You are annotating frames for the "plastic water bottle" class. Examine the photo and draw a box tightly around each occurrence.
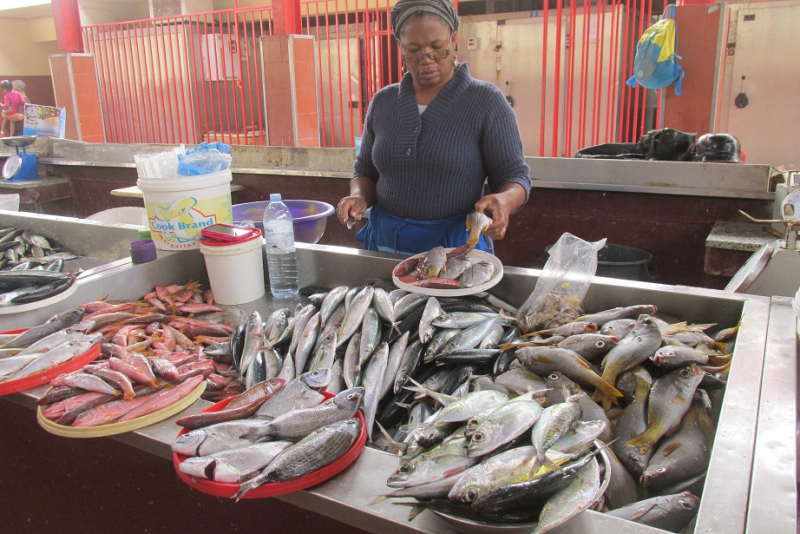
[263,193,299,298]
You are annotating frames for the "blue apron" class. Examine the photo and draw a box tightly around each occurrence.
[356,203,494,256]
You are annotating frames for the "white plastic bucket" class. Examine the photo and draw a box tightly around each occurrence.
[138,170,233,251]
[199,236,266,305]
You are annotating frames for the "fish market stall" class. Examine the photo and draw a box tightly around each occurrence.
[0,242,772,534]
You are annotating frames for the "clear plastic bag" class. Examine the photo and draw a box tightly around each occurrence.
[517,233,607,333]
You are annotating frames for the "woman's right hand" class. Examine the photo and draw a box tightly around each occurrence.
[337,195,368,227]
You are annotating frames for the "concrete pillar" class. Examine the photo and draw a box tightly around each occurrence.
[51,0,83,54]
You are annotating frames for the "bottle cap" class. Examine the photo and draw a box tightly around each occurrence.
[139,227,151,239]
[270,193,281,202]
[130,240,157,264]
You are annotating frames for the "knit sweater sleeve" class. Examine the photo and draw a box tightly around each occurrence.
[353,92,381,182]
[478,85,532,204]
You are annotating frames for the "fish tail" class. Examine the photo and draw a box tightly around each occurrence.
[625,427,660,455]
[233,480,255,501]
[374,420,406,455]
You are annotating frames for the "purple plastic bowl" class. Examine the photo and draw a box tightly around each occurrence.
[232,200,335,244]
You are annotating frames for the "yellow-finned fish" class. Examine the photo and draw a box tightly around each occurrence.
[466,211,493,246]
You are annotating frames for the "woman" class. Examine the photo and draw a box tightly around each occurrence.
[336,0,531,255]
[0,80,25,137]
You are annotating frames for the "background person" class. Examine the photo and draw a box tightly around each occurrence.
[0,80,25,137]
[336,0,531,255]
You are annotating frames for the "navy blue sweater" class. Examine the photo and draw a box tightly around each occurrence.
[353,63,531,221]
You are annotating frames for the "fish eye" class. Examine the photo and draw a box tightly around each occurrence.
[680,368,691,378]
[548,373,559,380]
[656,467,666,473]
[595,341,605,349]
[473,432,484,442]
[679,500,694,510]
[347,393,356,400]
[465,489,478,502]
[398,464,411,473]
[643,317,652,325]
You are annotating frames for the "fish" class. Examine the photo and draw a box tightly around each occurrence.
[235,418,361,499]
[600,318,637,339]
[494,368,548,395]
[343,331,362,389]
[309,332,337,373]
[336,286,374,348]
[576,305,657,326]
[418,297,443,345]
[449,446,537,504]
[258,387,363,441]
[557,334,618,362]
[417,246,448,279]
[237,311,264,378]
[466,211,493,246]
[254,369,329,419]
[172,418,275,457]
[370,472,464,504]
[1,307,85,349]
[380,332,409,399]
[613,366,653,477]
[51,372,120,396]
[0,353,40,381]
[118,375,205,422]
[544,372,614,443]
[387,435,478,488]
[177,382,284,430]
[320,286,349,325]
[640,396,714,491]
[531,399,583,473]
[651,345,709,368]
[293,312,320,374]
[602,448,641,509]
[605,492,700,532]
[362,342,388,440]
[516,346,623,401]
[626,365,705,455]
[394,339,424,394]
[71,395,154,427]
[358,308,382,369]
[531,457,601,534]
[460,261,495,288]
[178,441,293,483]
[371,287,399,335]
[468,391,543,457]
[442,257,471,280]
[9,334,102,380]
[441,318,502,354]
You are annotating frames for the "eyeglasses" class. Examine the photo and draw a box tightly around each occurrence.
[402,49,451,64]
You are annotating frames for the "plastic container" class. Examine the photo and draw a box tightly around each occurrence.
[199,226,265,305]
[0,193,20,211]
[597,244,658,281]
[86,207,148,226]
[232,200,335,244]
[263,194,299,299]
[137,169,233,251]
[130,240,157,264]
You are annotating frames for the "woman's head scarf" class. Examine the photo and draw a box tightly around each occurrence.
[390,0,459,40]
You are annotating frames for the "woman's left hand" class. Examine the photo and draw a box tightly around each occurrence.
[474,184,528,241]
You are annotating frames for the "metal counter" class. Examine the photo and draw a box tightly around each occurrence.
[745,297,798,534]
[1,243,772,534]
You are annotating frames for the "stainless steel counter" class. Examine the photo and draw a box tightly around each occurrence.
[0,241,774,534]
[745,297,798,534]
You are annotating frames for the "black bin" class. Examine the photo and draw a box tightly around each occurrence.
[597,244,658,281]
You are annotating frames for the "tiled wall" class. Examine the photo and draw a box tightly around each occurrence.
[49,54,105,143]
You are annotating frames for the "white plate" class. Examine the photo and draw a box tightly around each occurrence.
[392,248,504,297]
[0,279,77,315]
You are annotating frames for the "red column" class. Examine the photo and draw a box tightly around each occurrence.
[52,0,84,53]
[273,0,302,35]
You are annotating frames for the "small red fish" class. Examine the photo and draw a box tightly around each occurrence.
[410,278,463,289]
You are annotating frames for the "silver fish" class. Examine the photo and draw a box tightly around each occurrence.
[10,334,102,380]
[558,334,619,362]
[468,391,542,457]
[460,261,495,288]
[260,387,364,441]
[254,369,329,419]
[442,257,471,280]
[336,285,374,348]
[613,366,653,476]
[172,419,274,457]
[651,345,709,368]
[288,304,318,357]
[343,331,361,389]
[380,332,409,399]
[362,341,389,440]
[466,211,493,246]
[531,399,583,472]
[293,312,320,374]
[309,332,337,372]
[600,314,663,396]
[236,418,361,499]
[178,441,293,483]
[320,286,349,325]
[387,435,477,488]
[606,492,700,532]
[371,287,398,333]
[531,457,601,534]
[358,308,381,368]
[449,446,537,504]
[418,297,443,344]
[441,317,501,354]
[417,246,447,279]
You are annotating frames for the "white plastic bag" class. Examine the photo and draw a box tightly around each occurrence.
[0,194,20,211]
[517,233,607,333]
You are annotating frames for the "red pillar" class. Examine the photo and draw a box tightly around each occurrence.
[273,0,302,35]
[52,0,84,53]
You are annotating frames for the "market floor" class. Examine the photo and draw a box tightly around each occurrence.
[0,401,370,534]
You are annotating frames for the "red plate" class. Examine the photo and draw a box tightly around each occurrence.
[0,329,102,396]
[172,392,367,499]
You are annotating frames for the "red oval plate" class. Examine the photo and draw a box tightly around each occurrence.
[172,392,367,499]
[0,329,102,397]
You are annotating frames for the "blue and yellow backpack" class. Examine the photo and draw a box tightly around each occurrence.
[626,5,685,94]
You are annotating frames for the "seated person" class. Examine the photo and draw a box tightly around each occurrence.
[0,80,25,137]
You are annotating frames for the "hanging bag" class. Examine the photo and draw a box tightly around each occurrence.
[626,4,685,94]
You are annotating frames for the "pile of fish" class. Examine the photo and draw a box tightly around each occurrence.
[0,270,76,307]
[0,308,102,383]
[239,282,734,532]
[391,211,496,290]
[172,368,363,500]
[27,282,239,427]
[0,227,77,272]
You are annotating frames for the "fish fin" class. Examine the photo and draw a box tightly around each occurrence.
[390,501,424,521]
[368,495,390,506]
[233,479,257,501]
[625,427,659,455]
[374,420,406,455]
[661,442,682,456]
[630,502,659,521]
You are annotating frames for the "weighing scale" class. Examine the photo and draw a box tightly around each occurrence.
[727,170,800,297]
[2,136,40,182]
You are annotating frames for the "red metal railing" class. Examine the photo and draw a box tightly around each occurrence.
[83,1,663,154]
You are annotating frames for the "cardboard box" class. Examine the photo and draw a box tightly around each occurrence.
[23,104,66,138]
